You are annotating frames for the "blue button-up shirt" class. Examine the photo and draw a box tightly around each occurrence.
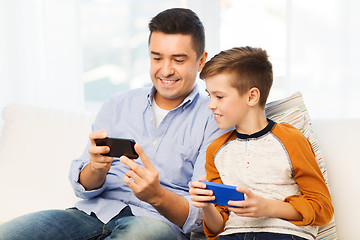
[69,85,229,239]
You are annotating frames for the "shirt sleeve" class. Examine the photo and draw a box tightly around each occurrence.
[274,124,334,226]
[180,195,204,234]
[181,115,230,234]
[69,157,107,199]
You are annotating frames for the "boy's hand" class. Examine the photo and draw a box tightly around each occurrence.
[189,177,216,208]
[227,187,271,218]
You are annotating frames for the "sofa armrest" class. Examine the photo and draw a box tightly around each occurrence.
[312,119,360,240]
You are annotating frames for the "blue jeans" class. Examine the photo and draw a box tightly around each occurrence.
[0,207,177,240]
[218,232,306,240]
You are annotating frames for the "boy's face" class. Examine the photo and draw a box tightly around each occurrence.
[206,73,249,130]
[149,32,207,109]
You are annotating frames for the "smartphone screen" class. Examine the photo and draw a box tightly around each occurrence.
[95,137,138,159]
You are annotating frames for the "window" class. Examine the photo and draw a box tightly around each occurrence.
[80,0,186,111]
[220,0,287,102]
[80,0,360,118]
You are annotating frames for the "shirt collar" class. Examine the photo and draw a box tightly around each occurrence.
[147,86,156,106]
[146,84,199,110]
[235,119,276,139]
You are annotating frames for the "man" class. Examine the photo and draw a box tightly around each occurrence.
[0,8,228,240]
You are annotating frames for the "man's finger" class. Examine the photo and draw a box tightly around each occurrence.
[89,145,110,155]
[120,155,139,169]
[89,129,108,144]
[125,169,142,183]
[134,144,155,170]
[123,175,136,189]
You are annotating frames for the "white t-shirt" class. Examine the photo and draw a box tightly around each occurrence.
[152,99,169,127]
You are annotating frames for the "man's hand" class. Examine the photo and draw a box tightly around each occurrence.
[79,129,112,190]
[120,144,165,206]
[120,144,190,227]
[88,130,112,174]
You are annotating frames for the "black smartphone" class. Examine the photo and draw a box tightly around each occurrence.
[94,137,138,159]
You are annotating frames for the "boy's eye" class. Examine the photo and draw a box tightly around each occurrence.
[207,93,223,99]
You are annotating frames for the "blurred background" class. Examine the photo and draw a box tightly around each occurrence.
[1,0,360,134]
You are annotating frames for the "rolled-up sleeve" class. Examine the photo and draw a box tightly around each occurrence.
[180,195,204,234]
[68,151,107,199]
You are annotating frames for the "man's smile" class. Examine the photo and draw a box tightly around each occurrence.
[159,77,180,85]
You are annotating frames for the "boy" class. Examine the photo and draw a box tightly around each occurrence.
[189,47,334,240]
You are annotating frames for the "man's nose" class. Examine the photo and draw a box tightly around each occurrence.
[161,60,175,77]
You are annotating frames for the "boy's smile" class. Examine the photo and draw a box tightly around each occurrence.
[213,113,223,122]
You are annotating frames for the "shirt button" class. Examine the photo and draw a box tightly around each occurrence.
[150,117,153,121]
[152,140,157,146]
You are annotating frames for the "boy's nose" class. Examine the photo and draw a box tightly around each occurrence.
[208,99,216,110]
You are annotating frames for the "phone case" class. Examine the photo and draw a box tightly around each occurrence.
[95,137,138,159]
[200,181,244,206]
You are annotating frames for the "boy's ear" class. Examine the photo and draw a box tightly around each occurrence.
[248,87,260,106]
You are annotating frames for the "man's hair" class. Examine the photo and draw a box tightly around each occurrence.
[148,8,205,59]
[200,46,273,107]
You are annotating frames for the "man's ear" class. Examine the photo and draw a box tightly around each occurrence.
[248,87,260,106]
[198,51,208,72]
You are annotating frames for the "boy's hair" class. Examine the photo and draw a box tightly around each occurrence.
[148,8,205,59]
[200,46,273,107]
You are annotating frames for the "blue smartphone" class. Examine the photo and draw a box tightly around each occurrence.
[200,181,244,207]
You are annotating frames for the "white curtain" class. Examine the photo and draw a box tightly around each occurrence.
[0,0,84,131]
[286,0,360,118]
[217,0,360,119]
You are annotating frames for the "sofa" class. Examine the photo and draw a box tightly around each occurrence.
[0,95,359,239]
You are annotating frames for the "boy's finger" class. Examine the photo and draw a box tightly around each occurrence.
[236,187,250,195]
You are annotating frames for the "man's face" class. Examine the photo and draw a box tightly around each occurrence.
[149,32,207,109]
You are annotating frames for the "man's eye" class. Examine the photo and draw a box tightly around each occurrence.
[216,96,223,99]
[174,59,184,63]
[153,57,161,61]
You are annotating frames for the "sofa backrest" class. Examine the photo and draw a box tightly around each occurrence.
[0,103,95,223]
